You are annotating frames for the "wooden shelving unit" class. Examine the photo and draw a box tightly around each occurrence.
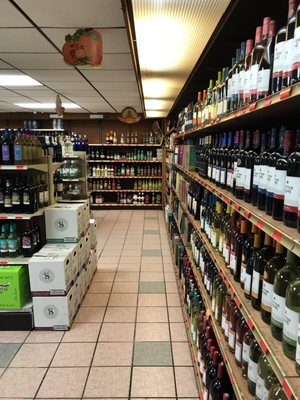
[90,203,162,207]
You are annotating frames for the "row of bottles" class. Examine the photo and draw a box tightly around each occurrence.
[193,127,300,231]
[0,176,49,214]
[0,221,42,258]
[178,1,300,132]
[89,192,161,205]
[104,131,159,144]
[88,178,162,191]
[89,164,162,178]
[59,159,83,179]
[184,179,300,371]
[89,148,159,161]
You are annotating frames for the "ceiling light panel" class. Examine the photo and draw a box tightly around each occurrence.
[132,0,231,117]
[14,102,81,109]
[0,74,42,86]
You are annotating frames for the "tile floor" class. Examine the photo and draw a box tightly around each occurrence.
[0,209,199,399]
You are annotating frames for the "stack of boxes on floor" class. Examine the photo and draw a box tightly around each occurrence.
[29,200,97,330]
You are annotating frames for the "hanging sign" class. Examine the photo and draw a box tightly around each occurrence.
[118,107,141,124]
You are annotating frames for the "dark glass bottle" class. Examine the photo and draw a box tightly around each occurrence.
[249,25,264,103]
[4,179,13,214]
[241,224,257,289]
[1,130,14,165]
[22,177,35,214]
[282,0,298,88]
[236,130,252,200]
[232,130,243,196]
[12,178,22,214]
[244,232,262,300]
[235,316,248,367]
[226,131,238,191]
[244,130,260,203]
[21,221,34,257]
[0,177,4,213]
[208,362,225,400]
[234,219,248,283]
[204,350,220,400]
[292,3,300,84]
[221,132,232,189]
[247,338,263,395]
[242,329,255,379]
[242,39,254,106]
[257,130,271,211]
[231,46,242,111]
[252,131,268,206]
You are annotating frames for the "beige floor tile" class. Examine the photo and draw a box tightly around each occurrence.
[140,271,164,281]
[51,342,96,367]
[99,323,135,342]
[112,281,139,293]
[119,256,141,264]
[98,256,120,264]
[10,343,58,367]
[164,272,176,282]
[75,307,105,323]
[131,367,175,397]
[175,367,199,397]
[62,323,101,342]
[82,293,110,307]
[166,282,179,293]
[101,249,122,257]
[141,256,163,264]
[121,249,141,256]
[117,263,140,272]
[137,306,168,322]
[141,263,164,272]
[115,271,140,281]
[124,238,143,244]
[124,243,142,249]
[104,307,136,323]
[0,331,29,343]
[167,293,181,307]
[0,367,5,377]
[84,367,131,398]
[93,342,133,366]
[163,256,173,263]
[172,342,193,366]
[164,263,175,272]
[138,294,167,307]
[93,271,115,281]
[135,323,170,341]
[108,293,137,307]
[169,307,184,322]
[96,264,118,272]
[1,367,46,397]
[37,367,89,398]
[25,330,64,343]
[170,323,188,342]
[88,281,113,293]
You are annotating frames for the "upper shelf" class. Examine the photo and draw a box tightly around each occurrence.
[175,83,300,139]
[31,128,64,132]
[89,143,161,147]
[0,163,48,172]
[88,160,162,163]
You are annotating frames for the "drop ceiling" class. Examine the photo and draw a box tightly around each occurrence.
[0,0,232,117]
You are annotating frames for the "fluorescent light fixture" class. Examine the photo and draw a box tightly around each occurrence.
[14,102,81,109]
[0,75,42,87]
[144,99,172,111]
[146,110,167,118]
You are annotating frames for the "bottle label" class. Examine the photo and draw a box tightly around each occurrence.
[242,342,250,363]
[241,263,246,284]
[261,280,273,313]
[39,192,44,205]
[247,359,258,383]
[233,161,237,180]
[258,165,268,191]
[273,169,287,199]
[257,69,270,96]
[225,245,230,264]
[229,328,235,349]
[14,144,23,161]
[283,306,299,344]
[230,251,236,273]
[219,234,224,253]
[211,231,217,248]
[214,302,218,320]
[235,341,242,363]
[256,375,265,400]
[296,322,300,366]
[220,168,226,184]
[266,166,276,195]
[221,314,227,331]
[4,197,12,208]
[212,297,216,312]
[23,193,30,205]
[253,165,260,187]
[244,70,250,98]
[22,236,32,249]
[0,239,8,253]
[226,169,233,188]
[44,190,49,203]
[2,144,11,162]
[12,193,20,205]
[249,64,259,95]
[251,270,261,299]
[244,168,252,191]
[273,41,285,77]
[208,165,212,179]
[8,239,17,253]
[271,292,286,327]
[236,166,245,189]
[244,272,252,295]
[238,70,245,95]
[262,388,269,400]
[284,176,300,213]
[283,38,295,77]
[225,318,229,337]
[232,73,238,96]
[292,27,300,71]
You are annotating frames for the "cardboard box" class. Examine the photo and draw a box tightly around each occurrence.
[0,266,31,309]
[89,218,97,249]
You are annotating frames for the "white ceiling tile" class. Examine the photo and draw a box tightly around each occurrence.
[81,69,136,82]
[0,60,14,69]
[101,90,142,98]
[0,28,56,52]
[67,96,105,102]
[0,53,72,70]
[0,1,32,27]
[85,105,116,113]
[14,89,57,97]
[23,70,84,82]
[58,90,100,97]
[46,81,92,90]
[92,82,138,91]
[15,0,125,27]
[98,54,133,70]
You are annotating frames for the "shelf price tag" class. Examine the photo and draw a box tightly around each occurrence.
[272,231,282,242]
[257,220,264,229]
[249,102,257,112]
[264,97,273,107]
[247,318,254,330]
[282,379,293,399]
[235,297,241,307]
[240,106,247,115]
[234,203,240,211]
[243,210,251,218]
[280,87,292,101]
[229,374,234,384]
[259,338,268,354]
[230,287,235,297]
[0,216,7,219]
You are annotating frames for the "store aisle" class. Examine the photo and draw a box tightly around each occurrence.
[0,210,199,399]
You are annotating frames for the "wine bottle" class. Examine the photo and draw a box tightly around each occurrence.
[244,130,260,203]
[231,46,242,111]
[242,39,254,106]
[242,329,254,379]
[283,276,300,359]
[282,0,298,88]
[271,251,300,340]
[263,374,279,400]
[235,316,248,367]
[232,130,243,196]
[296,322,300,375]
[0,224,8,258]
[244,232,262,299]
[4,179,12,214]
[236,130,252,200]
[292,3,300,83]
[252,130,268,206]
[241,224,257,289]
[257,130,271,211]
[208,362,225,400]
[228,305,241,353]
[268,383,288,400]
[204,350,221,400]
[249,26,264,103]
[256,354,272,400]
[247,338,263,395]
[234,218,248,283]
[261,243,287,324]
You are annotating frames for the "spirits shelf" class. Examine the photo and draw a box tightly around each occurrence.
[88,176,162,179]
[90,203,162,207]
[173,163,300,256]
[31,129,64,132]
[0,208,45,220]
[171,212,250,400]
[89,143,161,147]
[62,178,85,182]
[175,83,300,139]
[88,160,162,163]
[172,187,300,400]
[0,256,30,265]
[88,189,161,193]
[166,127,177,136]
[0,163,48,172]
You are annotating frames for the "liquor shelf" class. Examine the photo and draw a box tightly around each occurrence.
[0,163,49,172]
[62,178,86,182]
[0,256,30,265]
[88,176,162,179]
[172,186,299,400]
[175,82,300,139]
[88,189,161,193]
[89,143,161,147]
[87,160,162,163]
[90,203,162,207]
[0,208,46,220]
[173,163,300,256]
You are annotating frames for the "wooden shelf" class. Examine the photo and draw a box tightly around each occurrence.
[89,143,161,147]
[175,83,300,139]
[88,159,162,163]
[0,256,30,265]
[31,129,64,132]
[0,163,48,172]
[173,163,300,256]
[88,176,162,179]
[89,189,161,193]
[90,203,162,207]
[172,187,300,400]
[0,208,45,220]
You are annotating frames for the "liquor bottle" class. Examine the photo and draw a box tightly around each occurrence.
[244,232,262,299]
[283,276,300,359]
[243,130,259,203]
[271,251,300,340]
[208,362,225,400]
[228,305,241,353]
[272,129,295,220]
[251,233,274,310]
[221,68,229,116]
[0,178,4,213]
[256,354,272,400]
[263,374,279,400]
[249,26,263,103]
[242,39,254,106]
[261,243,286,324]
[252,131,268,206]
[214,281,227,326]
[211,201,222,250]
[268,383,288,400]
[233,219,248,282]
[22,177,35,214]
[257,130,271,211]
[4,179,12,214]
[1,131,14,165]
[231,47,242,111]
[226,57,235,113]
[7,223,19,257]
[247,338,263,395]
[282,0,298,88]
[12,178,22,214]
[219,132,230,189]
[0,224,8,257]
[283,129,300,228]
[242,329,255,379]
[21,221,34,257]
[241,224,257,289]
[292,3,300,83]
[204,350,220,400]
[193,92,202,127]
[14,131,24,165]
[232,130,243,196]
[225,299,236,342]
[235,316,248,367]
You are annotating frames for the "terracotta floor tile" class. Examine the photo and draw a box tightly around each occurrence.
[140,271,164,281]
[93,342,133,366]
[82,293,110,307]
[51,342,96,367]
[118,256,141,265]
[10,343,58,367]
[138,293,167,307]
[121,248,141,256]
[175,367,199,397]
[117,263,140,271]
[135,323,170,341]
[25,330,64,343]
[88,281,113,293]
[115,271,140,281]
[172,342,193,366]
[62,322,101,342]
[104,307,136,322]
[0,330,29,343]
[99,323,135,342]
[164,272,177,282]
[37,367,89,398]
[84,366,131,398]
[75,307,105,323]
[96,264,118,272]
[1,367,46,398]
[131,367,175,397]
[137,306,168,322]
[108,293,137,307]
[98,256,120,264]
[166,282,179,293]
[112,281,139,293]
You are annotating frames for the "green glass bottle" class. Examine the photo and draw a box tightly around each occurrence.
[0,224,8,258]
[255,354,272,400]
[267,384,288,400]
[7,223,19,258]
[262,373,279,400]
[283,276,300,359]
[214,281,227,326]
[296,323,300,375]
[271,252,300,341]
[242,327,254,379]
[247,338,262,395]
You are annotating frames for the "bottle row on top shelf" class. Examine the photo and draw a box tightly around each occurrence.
[177,1,300,133]
[88,164,162,178]
[88,178,162,192]
[89,147,162,162]
[90,192,161,206]
[104,130,160,145]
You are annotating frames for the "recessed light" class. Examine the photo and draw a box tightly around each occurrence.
[0,75,42,87]
[14,103,81,109]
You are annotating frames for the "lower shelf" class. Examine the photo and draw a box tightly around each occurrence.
[90,203,162,207]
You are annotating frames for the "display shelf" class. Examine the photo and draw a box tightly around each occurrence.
[175,83,300,139]
[88,189,162,193]
[89,143,161,147]
[0,208,45,220]
[62,178,85,182]
[173,163,300,255]
[0,163,48,172]
[88,176,162,179]
[172,186,300,400]
[166,127,177,136]
[31,129,64,132]
[90,203,162,207]
[0,256,30,265]
[88,159,162,163]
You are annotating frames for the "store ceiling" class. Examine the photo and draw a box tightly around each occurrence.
[0,0,231,117]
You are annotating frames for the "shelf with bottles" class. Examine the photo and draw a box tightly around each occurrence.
[89,143,161,147]
[173,163,300,256]
[88,177,162,192]
[88,159,162,163]
[0,163,49,172]
[0,208,46,220]
[171,185,300,399]
[88,175,162,179]
[90,191,162,207]
[89,189,162,193]
[31,129,64,132]
[88,163,162,179]
[90,203,162,207]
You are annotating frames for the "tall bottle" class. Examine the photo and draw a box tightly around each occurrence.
[292,3,300,83]
[231,46,242,111]
[236,130,252,200]
[247,338,263,395]
[244,232,262,300]
[242,329,255,379]
[257,130,271,211]
[1,131,14,165]
[268,383,288,400]
[252,131,268,206]
[249,26,263,103]
[241,224,257,289]
[282,0,298,88]
[283,275,300,359]
[255,354,272,400]
[242,39,254,106]
[244,129,260,203]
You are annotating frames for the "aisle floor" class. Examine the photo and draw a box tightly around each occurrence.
[0,210,199,399]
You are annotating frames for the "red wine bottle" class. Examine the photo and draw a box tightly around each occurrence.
[292,3,300,83]
[282,0,298,88]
